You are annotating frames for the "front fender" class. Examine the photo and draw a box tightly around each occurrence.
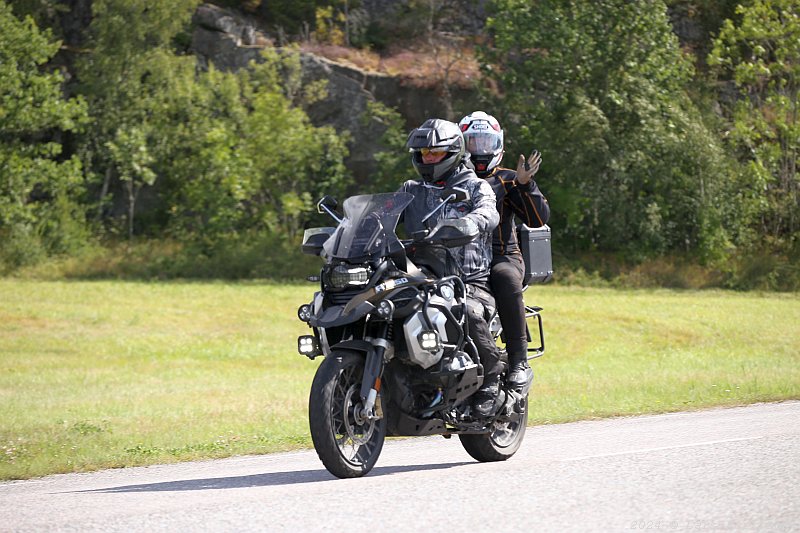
[331,339,374,355]
[309,301,375,328]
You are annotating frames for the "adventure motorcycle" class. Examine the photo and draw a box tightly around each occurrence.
[296,189,548,478]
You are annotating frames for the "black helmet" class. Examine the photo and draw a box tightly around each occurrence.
[406,119,465,182]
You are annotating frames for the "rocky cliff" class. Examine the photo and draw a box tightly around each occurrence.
[190,3,481,184]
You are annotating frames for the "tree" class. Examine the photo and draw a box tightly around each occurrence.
[0,2,88,268]
[241,50,350,239]
[73,1,351,246]
[162,48,351,245]
[360,100,411,194]
[424,1,467,120]
[709,0,800,245]
[75,0,201,236]
[482,0,731,258]
[106,126,157,240]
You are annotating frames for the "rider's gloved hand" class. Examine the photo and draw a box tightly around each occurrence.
[516,150,542,185]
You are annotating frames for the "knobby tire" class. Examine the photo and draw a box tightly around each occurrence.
[308,350,387,478]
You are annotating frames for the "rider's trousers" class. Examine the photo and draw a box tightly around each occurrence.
[489,252,528,363]
[466,281,502,378]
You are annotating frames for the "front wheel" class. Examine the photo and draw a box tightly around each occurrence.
[459,398,528,462]
[309,350,387,478]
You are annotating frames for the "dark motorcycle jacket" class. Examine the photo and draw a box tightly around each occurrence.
[399,162,499,282]
[485,167,550,257]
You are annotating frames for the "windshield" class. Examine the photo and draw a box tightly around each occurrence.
[322,192,414,261]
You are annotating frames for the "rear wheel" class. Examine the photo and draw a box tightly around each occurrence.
[309,350,386,478]
[459,397,528,462]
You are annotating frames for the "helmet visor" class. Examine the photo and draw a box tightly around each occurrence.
[465,132,502,156]
[419,147,448,157]
[419,147,447,163]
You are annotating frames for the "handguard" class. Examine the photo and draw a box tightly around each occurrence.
[428,218,479,248]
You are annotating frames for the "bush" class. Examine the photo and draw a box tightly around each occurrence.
[14,232,323,281]
[721,251,800,292]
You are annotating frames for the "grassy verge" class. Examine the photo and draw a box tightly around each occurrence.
[1,280,798,480]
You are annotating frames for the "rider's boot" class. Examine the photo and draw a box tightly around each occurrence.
[507,352,533,391]
[472,373,500,417]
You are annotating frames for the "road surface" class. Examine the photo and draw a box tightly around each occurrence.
[2,401,798,532]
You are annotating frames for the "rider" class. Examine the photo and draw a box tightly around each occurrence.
[399,118,502,417]
[458,111,550,390]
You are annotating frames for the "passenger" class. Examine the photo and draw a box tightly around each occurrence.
[459,111,550,390]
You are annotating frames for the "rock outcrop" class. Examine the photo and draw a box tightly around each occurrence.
[190,3,481,184]
[192,4,266,71]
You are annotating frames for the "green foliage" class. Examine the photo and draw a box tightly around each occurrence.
[0,2,89,270]
[69,1,350,248]
[74,0,202,236]
[360,100,411,193]
[709,0,800,246]
[1,0,797,287]
[311,1,370,47]
[256,0,318,36]
[483,0,733,259]
[4,0,69,38]
[161,48,350,246]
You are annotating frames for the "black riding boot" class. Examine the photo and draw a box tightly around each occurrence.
[472,373,500,417]
[507,353,533,391]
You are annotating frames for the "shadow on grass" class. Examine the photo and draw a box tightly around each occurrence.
[68,461,473,493]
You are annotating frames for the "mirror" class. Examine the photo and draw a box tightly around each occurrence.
[420,187,472,226]
[410,229,430,241]
[316,195,338,214]
[440,187,470,203]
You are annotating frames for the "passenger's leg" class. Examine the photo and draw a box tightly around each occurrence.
[490,254,532,389]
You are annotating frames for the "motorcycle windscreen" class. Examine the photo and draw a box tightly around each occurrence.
[322,192,414,260]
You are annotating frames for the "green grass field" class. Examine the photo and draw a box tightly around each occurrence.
[1,279,798,480]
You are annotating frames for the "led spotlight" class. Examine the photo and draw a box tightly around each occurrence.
[375,299,395,319]
[297,304,312,322]
[418,330,441,352]
[297,335,320,358]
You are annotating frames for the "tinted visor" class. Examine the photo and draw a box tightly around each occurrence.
[420,147,448,157]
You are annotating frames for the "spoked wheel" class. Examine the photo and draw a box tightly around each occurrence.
[309,350,386,478]
[459,395,528,462]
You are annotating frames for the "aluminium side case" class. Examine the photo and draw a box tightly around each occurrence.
[519,224,553,285]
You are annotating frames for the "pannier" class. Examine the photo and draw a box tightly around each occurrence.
[518,224,553,285]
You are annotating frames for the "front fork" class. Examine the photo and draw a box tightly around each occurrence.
[359,321,390,421]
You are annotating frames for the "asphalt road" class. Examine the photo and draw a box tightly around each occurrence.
[2,401,798,532]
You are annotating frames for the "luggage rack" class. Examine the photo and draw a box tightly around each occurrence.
[525,304,545,359]
[496,303,545,360]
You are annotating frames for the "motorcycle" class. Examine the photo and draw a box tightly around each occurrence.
[296,189,548,478]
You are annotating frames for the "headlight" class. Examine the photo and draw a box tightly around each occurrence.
[325,264,371,289]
